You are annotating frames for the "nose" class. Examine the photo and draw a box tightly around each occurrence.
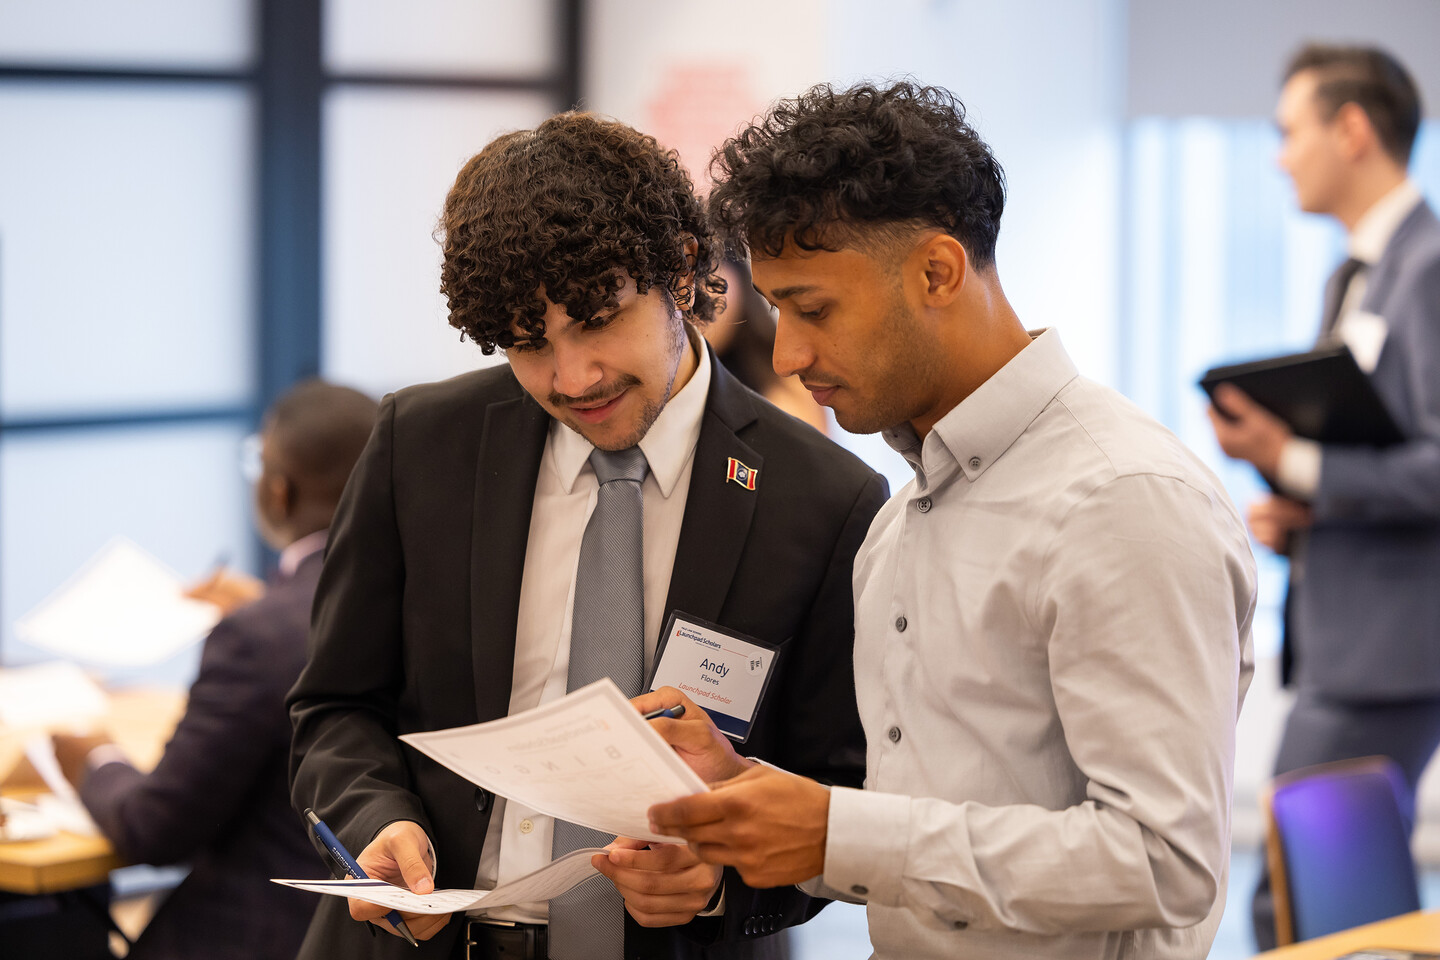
[551,340,602,399]
[771,313,814,379]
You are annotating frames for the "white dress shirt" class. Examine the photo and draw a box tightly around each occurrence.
[822,330,1256,958]
[1278,179,1424,497]
[473,335,711,923]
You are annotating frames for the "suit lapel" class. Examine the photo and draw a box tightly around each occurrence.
[662,353,763,626]
[471,389,550,722]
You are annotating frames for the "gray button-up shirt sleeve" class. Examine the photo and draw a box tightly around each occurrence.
[824,330,1256,960]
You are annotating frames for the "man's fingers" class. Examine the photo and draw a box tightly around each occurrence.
[648,793,729,832]
[396,844,435,894]
[605,841,694,872]
[349,897,389,923]
[1212,383,1257,417]
[372,912,451,941]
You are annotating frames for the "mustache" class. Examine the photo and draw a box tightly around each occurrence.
[798,371,846,390]
[549,374,642,408]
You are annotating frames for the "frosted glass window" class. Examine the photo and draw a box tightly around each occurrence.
[0,0,254,70]
[324,0,556,77]
[0,422,256,687]
[0,83,255,418]
[321,87,552,397]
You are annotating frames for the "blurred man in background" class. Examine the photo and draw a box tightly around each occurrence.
[1208,44,1440,950]
[48,379,377,960]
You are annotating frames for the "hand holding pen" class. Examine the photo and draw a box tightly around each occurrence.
[306,810,439,946]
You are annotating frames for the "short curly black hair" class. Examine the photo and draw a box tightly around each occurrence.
[440,112,725,354]
[709,81,1006,268]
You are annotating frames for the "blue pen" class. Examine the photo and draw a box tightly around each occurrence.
[304,808,420,948]
[642,704,686,720]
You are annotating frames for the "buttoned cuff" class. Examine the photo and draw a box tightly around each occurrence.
[822,786,910,907]
[1277,438,1322,501]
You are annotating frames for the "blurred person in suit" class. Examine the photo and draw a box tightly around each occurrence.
[47,379,378,960]
[703,257,827,434]
[1207,44,1440,950]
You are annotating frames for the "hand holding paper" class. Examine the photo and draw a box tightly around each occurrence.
[631,687,753,784]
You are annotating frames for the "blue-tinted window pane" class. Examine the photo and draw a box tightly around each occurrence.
[0,422,256,688]
[321,87,552,397]
[0,0,254,70]
[0,83,255,419]
[1121,118,1440,660]
[324,0,556,77]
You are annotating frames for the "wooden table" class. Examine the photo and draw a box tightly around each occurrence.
[1255,910,1440,958]
[0,688,186,895]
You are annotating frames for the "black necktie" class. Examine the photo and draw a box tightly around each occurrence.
[1318,256,1366,343]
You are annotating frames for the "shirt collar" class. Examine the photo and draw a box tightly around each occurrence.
[549,327,711,498]
[882,328,1078,489]
[1348,179,1423,265]
[279,529,328,576]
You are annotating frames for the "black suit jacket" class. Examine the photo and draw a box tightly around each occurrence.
[80,552,323,960]
[289,354,887,960]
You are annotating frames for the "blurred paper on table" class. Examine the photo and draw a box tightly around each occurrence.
[19,736,99,836]
[273,846,606,915]
[14,538,221,666]
[401,678,706,844]
[0,661,109,730]
[0,796,58,842]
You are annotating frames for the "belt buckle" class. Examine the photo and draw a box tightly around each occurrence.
[465,918,510,960]
[467,917,541,960]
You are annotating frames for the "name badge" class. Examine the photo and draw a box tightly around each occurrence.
[647,612,780,743]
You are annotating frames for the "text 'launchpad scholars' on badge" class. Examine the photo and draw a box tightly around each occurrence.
[647,612,780,742]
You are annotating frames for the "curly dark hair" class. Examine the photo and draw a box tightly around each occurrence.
[440,112,725,354]
[709,81,1006,268]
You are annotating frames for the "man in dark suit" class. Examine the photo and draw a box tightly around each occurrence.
[288,113,886,960]
[1207,44,1440,950]
[50,380,379,960]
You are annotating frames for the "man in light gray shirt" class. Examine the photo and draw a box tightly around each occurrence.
[642,81,1257,959]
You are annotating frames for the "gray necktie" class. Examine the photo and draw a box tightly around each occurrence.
[550,446,649,960]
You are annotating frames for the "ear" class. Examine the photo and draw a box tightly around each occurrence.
[675,235,701,314]
[914,233,967,307]
[1333,101,1377,160]
[261,473,296,524]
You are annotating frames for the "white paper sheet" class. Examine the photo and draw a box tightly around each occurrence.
[17,736,100,836]
[400,678,707,844]
[0,661,109,730]
[272,846,608,915]
[14,538,221,666]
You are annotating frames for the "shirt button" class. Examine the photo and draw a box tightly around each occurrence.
[518,818,535,835]
[969,456,982,470]
[851,884,869,896]
[887,726,902,744]
[916,497,932,513]
[894,615,908,632]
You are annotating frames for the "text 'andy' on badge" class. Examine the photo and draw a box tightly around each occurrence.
[646,612,781,742]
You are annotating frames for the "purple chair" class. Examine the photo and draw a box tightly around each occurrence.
[1263,756,1422,945]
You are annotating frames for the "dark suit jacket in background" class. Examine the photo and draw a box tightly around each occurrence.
[1291,201,1440,698]
[289,353,887,960]
[80,552,323,960]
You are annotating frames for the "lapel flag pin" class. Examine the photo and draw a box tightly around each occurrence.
[726,457,758,491]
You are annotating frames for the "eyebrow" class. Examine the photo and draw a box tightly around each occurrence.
[764,284,819,301]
